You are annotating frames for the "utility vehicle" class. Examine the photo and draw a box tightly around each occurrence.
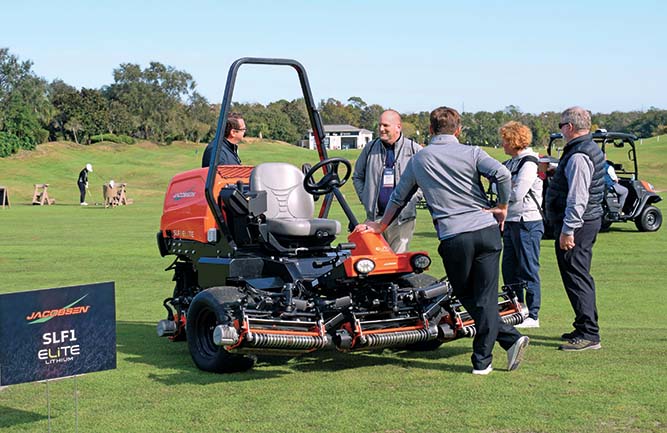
[156,58,525,373]
[547,130,662,233]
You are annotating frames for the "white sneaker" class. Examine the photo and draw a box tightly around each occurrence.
[515,318,540,328]
[80,202,88,206]
[472,365,493,375]
[507,336,530,371]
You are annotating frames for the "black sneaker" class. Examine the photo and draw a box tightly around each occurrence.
[560,331,579,340]
[558,337,601,351]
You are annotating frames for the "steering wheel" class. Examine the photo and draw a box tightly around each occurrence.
[303,157,352,196]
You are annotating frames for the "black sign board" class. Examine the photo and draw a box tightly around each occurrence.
[0,282,116,386]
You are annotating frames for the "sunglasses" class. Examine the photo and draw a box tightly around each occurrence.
[558,122,570,129]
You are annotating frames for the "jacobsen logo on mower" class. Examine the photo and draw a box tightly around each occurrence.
[172,189,196,201]
[25,294,90,324]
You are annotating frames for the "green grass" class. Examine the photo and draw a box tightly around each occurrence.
[1,138,666,433]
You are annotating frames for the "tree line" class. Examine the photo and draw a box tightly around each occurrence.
[2,48,666,158]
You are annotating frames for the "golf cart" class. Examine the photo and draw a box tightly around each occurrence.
[156,58,526,373]
[547,130,662,232]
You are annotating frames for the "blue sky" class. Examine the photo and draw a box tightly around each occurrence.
[3,0,666,114]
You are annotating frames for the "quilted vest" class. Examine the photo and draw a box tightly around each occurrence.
[545,134,606,225]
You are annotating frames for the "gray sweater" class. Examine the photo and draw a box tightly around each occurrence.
[381,135,511,239]
[352,134,422,223]
[504,148,543,222]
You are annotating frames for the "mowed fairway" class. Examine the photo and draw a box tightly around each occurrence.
[1,137,666,433]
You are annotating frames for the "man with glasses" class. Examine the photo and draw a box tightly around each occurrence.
[545,107,606,351]
[201,113,247,167]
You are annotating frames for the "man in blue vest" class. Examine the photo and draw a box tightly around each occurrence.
[545,107,606,351]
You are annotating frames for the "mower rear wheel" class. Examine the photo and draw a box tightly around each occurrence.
[398,274,446,351]
[635,205,662,232]
[186,287,255,373]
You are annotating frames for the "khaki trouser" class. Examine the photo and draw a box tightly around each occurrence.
[376,218,416,253]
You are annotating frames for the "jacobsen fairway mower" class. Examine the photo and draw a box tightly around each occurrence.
[156,58,526,373]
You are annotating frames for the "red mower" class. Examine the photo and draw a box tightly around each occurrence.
[156,58,526,373]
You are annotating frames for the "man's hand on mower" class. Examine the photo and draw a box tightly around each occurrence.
[354,221,384,234]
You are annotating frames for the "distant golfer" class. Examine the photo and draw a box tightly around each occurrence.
[77,163,93,206]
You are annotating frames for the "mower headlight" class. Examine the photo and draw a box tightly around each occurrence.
[410,254,431,273]
[354,258,376,274]
[207,228,218,243]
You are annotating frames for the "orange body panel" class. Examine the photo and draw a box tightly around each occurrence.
[343,230,429,277]
[640,180,655,192]
[160,165,254,243]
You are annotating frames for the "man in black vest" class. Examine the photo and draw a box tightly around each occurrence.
[545,107,606,351]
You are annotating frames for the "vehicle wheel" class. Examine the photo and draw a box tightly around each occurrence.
[635,205,662,232]
[397,274,446,351]
[600,219,613,232]
[186,287,255,373]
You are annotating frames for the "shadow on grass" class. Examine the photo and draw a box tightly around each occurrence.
[413,231,439,238]
[0,406,46,429]
[117,321,474,382]
[117,321,288,384]
[287,345,472,374]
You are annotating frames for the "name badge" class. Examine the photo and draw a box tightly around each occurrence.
[383,167,394,187]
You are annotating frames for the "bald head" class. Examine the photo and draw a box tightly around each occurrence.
[378,110,402,145]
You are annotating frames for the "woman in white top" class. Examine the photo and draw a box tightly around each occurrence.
[499,121,544,328]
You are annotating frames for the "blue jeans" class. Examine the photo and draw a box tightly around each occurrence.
[502,220,544,320]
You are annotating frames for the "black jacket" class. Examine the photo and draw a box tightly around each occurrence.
[201,137,241,167]
[77,168,88,185]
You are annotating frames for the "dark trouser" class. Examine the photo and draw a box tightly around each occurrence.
[502,220,544,319]
[78,182,86,203]
[555,218,601,342]
[439,224,523,370]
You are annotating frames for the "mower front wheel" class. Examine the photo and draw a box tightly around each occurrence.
[186,287,255,373]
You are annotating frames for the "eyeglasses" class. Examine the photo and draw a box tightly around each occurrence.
[234,128,247,132]
[558,122,570,129]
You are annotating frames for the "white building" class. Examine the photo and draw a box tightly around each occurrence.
[302,124,373,150]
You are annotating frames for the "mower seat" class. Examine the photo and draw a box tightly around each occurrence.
[249,162,341,238]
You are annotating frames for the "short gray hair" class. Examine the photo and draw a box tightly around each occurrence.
[561,106,591,132]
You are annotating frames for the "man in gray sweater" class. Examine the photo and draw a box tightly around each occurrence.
[356,106,529,375]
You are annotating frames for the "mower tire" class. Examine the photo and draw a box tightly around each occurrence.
[186,287,255,373]
[635,205,662,232]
